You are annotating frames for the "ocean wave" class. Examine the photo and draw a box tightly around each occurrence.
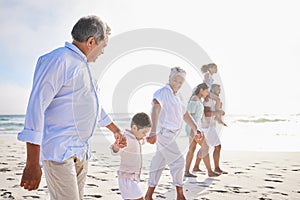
[236,118,288,123]
[0,122,24,126]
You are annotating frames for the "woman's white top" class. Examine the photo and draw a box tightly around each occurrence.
[153,84,186,132]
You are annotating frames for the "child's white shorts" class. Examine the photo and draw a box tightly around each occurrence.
[118,177,143,199]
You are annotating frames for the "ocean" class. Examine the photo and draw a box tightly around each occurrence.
[1,114,300,152]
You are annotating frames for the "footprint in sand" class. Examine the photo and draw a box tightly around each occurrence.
[266,173,282,178]
[200,198,210,200]
[87,174,98,179]
[291,169,300,172]
[23,195,40,199]
[270,191,288,196]
[259,197,272,200]
[208,189,228,193]
[234,171,246,174]
[84,194,102,198]
[91,164,101,167]
[156,194,166,199]
[264,179,283,183]
[0,167,11,172]
[87,175,108,181]
[264,186,275,189]
[1,191,15,199]
[86,183,99,188]
[225,185,250,194]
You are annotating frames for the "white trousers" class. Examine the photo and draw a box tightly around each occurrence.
[148,129,185,187]
[42,155,88,200]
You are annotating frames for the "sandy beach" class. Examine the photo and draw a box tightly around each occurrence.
[0,133,299,200]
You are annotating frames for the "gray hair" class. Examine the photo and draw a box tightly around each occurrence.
[169,66,186,80]
[71,15,111,44]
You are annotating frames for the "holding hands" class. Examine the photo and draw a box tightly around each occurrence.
[194,130,205,145]
[147,133,157,144]
[114,131,127,148]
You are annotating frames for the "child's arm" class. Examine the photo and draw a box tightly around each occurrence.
[110,138,126,155]
[112,143,120,153]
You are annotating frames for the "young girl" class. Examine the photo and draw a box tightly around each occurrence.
[201,63,227,126]
[201,63,218,88]
[111,112,152,200]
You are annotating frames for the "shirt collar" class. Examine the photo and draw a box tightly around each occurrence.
[166,84,177,95]
[65,42,87,62]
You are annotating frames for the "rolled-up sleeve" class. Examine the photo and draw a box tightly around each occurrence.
[18,56,65,145]
[97,106,113,127]
[153,89,164,107]
[17,129,44,145]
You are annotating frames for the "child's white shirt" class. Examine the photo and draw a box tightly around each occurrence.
[110,129,144,181]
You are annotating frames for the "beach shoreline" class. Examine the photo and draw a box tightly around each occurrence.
[0,134,299,199]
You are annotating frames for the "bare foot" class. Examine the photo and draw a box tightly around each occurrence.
[184,171,197,177]
[177,195,186,200]
[145,196,153,200]
[176,186,186,200]
[215,168,228,174]
[145,187,155,200]
[208,171,220,177]
[192,168,205,172]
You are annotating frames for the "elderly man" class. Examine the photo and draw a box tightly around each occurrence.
[18,15,126,200]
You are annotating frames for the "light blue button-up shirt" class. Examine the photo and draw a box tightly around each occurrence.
[18,42,112,163]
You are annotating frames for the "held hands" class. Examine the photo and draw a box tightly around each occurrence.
[146,132,157,144]
[194,130,205,145]
[113,131,127,148]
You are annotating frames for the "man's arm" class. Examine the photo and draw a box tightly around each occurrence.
[105,122,127,148]
[204,106,225,117]
[20,143,42,191]
[19,57,65,191]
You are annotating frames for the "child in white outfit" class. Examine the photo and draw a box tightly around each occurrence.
[111,112,151,200]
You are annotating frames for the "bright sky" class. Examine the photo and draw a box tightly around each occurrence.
[0,0,299,115]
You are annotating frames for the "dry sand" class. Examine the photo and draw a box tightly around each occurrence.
[0,134,299,200]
